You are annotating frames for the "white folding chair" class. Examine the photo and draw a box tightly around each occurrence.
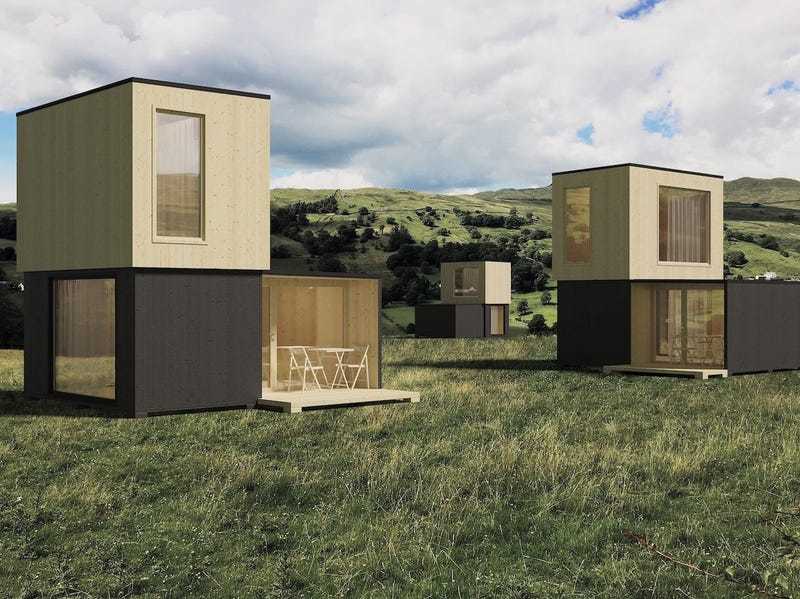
[287,347,327,391]
[343,345,370,390]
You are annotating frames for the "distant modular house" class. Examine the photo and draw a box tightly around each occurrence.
[553,163,800,378]
[18,77,418,415]
[415,261,510,338]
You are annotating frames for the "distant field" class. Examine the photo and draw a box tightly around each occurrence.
[2,341,800,597]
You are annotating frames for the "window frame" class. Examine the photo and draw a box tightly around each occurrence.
[563,186,592,265]
[656,185,711,266]
[452,265,480,298]
[50,273,118,402]
[152,108,207,245]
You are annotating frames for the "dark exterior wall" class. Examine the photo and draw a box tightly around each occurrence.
[725,281,800,374]
[133,271,261,415]
[415,304,498,338]
[23,272,50,399]
[557,280,631,366]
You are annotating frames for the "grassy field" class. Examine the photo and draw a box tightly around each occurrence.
[2,342,800,597]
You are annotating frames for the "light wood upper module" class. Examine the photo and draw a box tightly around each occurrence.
[552,165,723,281]
[17,80,270,272]
[132,82,269,270]
[440,261,511,304]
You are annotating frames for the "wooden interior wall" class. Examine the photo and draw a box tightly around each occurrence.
[628,167,723,279]
[263,276,380,389]
[552,166,630,281]
[630,284,653,365]
[17,83,133,272]
[131,82,270,270]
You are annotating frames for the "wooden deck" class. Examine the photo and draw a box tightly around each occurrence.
[602,364,728,380]
[257,388,421,414]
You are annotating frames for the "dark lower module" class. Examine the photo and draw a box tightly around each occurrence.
[557,279,800,375]
[415,304,509,338]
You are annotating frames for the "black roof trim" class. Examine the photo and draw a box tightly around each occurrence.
[16,77,270,117]
[551,163,724,179]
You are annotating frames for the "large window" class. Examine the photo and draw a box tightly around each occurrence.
[658,186,710,263]
[489,305,505,336]
[156,110,203,239]
[53,279,116,399]
[565,187,591,263]
[654,285,724,366]
[453,266,480,297]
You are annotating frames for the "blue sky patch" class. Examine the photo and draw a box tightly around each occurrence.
[767,80,799,95]
[618,0,664,20]
[642,102,679,138]
[577,123,594,145]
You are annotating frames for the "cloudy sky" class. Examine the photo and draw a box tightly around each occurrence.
[1,0,798,201]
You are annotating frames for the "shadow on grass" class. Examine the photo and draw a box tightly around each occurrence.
[0,391,109,418]
[387,358,586,372]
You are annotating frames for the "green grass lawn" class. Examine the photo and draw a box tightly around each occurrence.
[2,342,800,597]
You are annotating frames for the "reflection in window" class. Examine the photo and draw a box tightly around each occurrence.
[489,305,505,335]
[659,186,710,263]
[156,111,203,238]
[454,266,480,297]
[654,285,723,366]
[53,279,115,399]
[565,187,591,263]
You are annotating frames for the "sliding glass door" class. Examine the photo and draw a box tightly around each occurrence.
[653,285,724,367]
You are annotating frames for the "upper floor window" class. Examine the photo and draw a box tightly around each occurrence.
[156,110,203,239]
[453,266,480,297]
[565,187,591,263]
[658,186,710,263]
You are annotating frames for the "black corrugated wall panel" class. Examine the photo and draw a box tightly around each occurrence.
[557,280,631,367]
[725,281,800,374]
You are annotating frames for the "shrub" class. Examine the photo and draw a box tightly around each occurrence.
[405,323,416,335]
[386,226,415,251]
[386,216,397,225]
[357,206,370,216]
[271,244,292,259]
[317,255,347,272]
[724,250,747,266]
[539,251,552,268]
[541,290,552,305]
[0,246,16,261]
[438,228,451,237]
[512,260,549,292]
[516,299,530,315]
[359,227,376,242]
[527,314,549,336]
[469,228,482,240]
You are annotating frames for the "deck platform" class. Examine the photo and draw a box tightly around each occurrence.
[602,364,728,380]
[257,388,421,414]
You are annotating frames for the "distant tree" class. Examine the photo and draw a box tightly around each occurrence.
[386,216,397,225]
[357,206,370,216]
[403,276,433,306]
[469,228,482,239]
[525,211,535,222]
[0,214,16,240]
[541,290,552,305]
[516,299,530,315]
[724,250,748,267]
[422,215,436,227]
[317,255,347,272]
[512,260,549,293]
[438,228,451,237]
[0,247,16,261]
[527,314,549,336]
[529,228,550,240]
[0,290,23,347]
[405,323,416,335]
[756,234,780,251]
[539,251,552,268]
[386,226,415,251]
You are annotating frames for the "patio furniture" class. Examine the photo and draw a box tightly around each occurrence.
[285,346,328,391]
[343,345,370,390]
[316,347,354,389]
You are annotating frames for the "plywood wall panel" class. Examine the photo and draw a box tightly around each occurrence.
[18,84,133,271]
[131,82,269,270]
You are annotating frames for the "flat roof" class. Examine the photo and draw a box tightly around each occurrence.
[16,77,270,117]
[551,163,724,180]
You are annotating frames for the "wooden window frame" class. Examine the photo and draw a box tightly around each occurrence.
[152,108,207,245]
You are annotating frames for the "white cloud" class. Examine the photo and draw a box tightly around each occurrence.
[0,0,799,192]
[272,168,373,190]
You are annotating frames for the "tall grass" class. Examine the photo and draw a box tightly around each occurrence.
[1,342,800,597]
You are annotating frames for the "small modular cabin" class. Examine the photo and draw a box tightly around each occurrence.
[415,261,510,338]
[18,78,418,415]
[552,163,800,378]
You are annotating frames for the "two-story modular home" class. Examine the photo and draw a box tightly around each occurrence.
[415,261,511,338]
[18,78,419,415]
[553,163,800,378]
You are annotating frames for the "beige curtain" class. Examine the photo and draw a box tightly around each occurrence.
[658,187,709,263]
